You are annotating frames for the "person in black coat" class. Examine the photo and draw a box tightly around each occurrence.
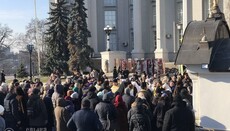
[63,78,72,97]
[113,66,118,79]
[27,88,48,129]
[43,89,54,131]
[95,92,117,131]
[122,68,129,79]
[162,95,195,131]
[4,84,21,131]
[67,99,102,131]
[0,70,5,84]
[128,98,151,131]
[153,94,171,131]
[15,86,28,131]
[122,88,135,111]
[82,86,100,110]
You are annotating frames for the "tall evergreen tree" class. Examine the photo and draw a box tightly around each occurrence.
[43,0,70,75]
[67,0,94,73]
[16,63,28,78]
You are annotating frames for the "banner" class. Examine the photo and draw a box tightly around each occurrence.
[115,58,164,76]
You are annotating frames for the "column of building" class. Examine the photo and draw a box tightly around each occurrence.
[223,0,230,26]
[192,0,204,20]
[85,0,99,56]
[183,0,192,33]
[131,0,144,59]
[155,0,175,62]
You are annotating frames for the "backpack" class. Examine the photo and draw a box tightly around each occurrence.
[27,98,41,119]
[130,113,148,131]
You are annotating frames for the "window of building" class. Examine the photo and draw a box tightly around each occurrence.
[109,33,117,51]
[104,11,116,27]
[130,31,134,49]
[154,31,157,50]
[152,0,156,26]
[176,1,183,52]
[130,8,133,28]
[104,0,116,6]
[176,1,183,23]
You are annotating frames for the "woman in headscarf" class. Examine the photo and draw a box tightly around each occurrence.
[114,94,128,131]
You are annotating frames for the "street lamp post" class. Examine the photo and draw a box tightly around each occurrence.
[27,44,34,81]
[104,25,113,51]
[34,0,41,77]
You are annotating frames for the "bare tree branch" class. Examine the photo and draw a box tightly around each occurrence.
[0,24,13,45]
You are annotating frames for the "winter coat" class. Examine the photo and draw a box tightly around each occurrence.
[117,81,126,96]
[65,100,75,115]
[122,69,129,79]
[4,93,21,130]
[51,84,64,108]
[27,94,48,127]
[95,93,117,131]
[113,69,118,79]
[128,105,151,131]
[82,91,100,110]
[114,95,128,131]
[0,73,5,83]
[43,95,54,130]
[122,94,135,111]
[0,92,6,106]
[16,95,27,130]
[153,99,170,129]
[0,116,5,131]
[95,100,117,121]
[162,102,195,131]
[67,107,103,131]
[54,98,71,131]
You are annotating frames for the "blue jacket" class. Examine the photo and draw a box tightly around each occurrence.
[67,108,102,131]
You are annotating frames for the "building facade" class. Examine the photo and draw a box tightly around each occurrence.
[49,0,229,62]
[49,0,156,59]
[85,0,155,59]
[155,0,230,62]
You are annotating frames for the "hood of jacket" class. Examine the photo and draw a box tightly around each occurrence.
[56,98,67,107]
[86,91,97,99]
[29,94,40,101]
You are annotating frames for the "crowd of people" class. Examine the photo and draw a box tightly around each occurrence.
[0,68,195,131]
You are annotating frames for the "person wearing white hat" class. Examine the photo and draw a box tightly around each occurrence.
[0,105,5,131]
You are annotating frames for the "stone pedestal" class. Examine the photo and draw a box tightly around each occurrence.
[187,65,230,130]
[100,51,126,73]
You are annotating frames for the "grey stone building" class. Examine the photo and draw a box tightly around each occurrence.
[49,0,229,63]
